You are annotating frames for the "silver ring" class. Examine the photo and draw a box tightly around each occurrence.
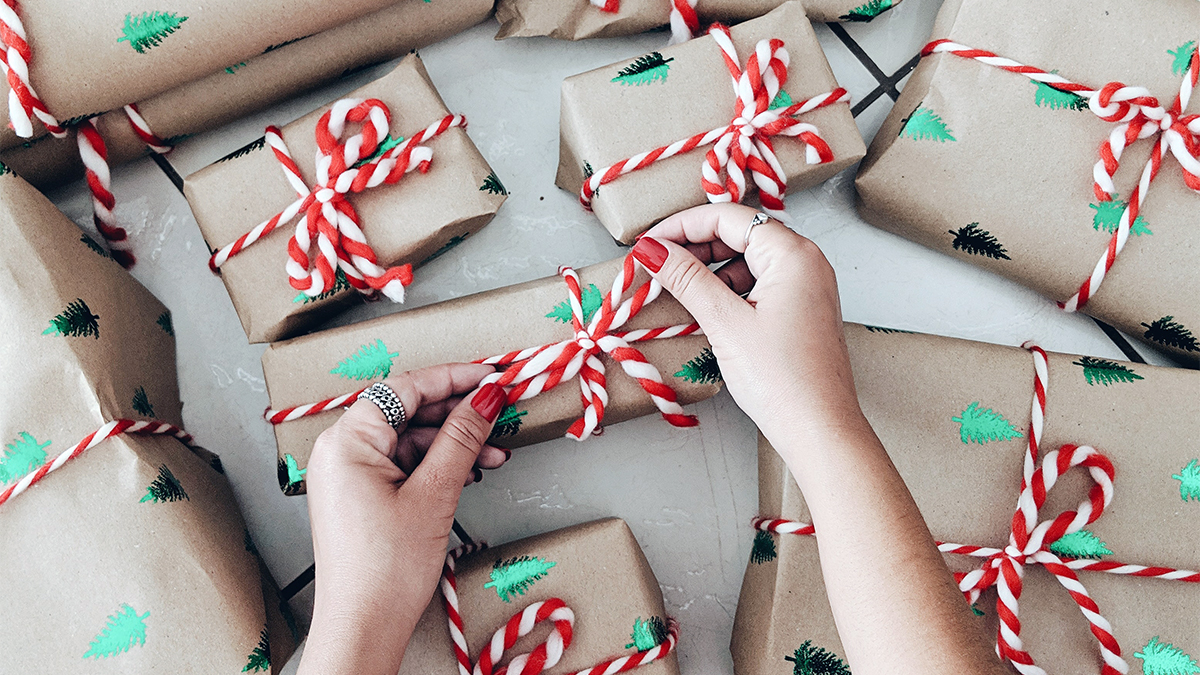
[744,212,769,247]
[357,382,407,429]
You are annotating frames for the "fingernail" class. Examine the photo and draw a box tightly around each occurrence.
[501,448,512,461]
[632,236,668,273]
[473,468,484,483]
[471,383,505,422]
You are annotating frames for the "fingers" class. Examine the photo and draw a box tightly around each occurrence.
[373,363,495,435]
[643,203,761,251]
[395,426,510,474]
[714,257,755,296]
[632,235,752,340]
[408,383,506,507]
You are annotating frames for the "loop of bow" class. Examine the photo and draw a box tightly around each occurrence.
[587,0,699,44]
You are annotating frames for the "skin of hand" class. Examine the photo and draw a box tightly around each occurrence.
[632,203,1009,675]
[296,364,510,675]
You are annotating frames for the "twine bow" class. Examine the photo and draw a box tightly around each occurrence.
[587,0,699,44]
[922,40,1200,313]
[209,98,467,303]
[580,25,850,220]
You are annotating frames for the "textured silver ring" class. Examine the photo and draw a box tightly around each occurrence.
[744,212,770,247]
[357,382,407,429]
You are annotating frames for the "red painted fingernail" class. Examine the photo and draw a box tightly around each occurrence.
[471,383,506,422]
[501,448,512,461]
[632,237,668,273]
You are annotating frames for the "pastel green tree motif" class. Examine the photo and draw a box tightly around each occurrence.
[1032,73,1088,111]
[1090,196,1152,236]
[863,325,915,334]
[422,233,471,266]
[612,52,675,86]
[44,298,100,339]
[81,234,111,258]
[294,268,351,304]
[493,405,528,438]
[1135,637,1199,675]
[1073,356,1143,386]
[547,284,604,324]
[949,223,1011,260]
[156,311,174,336]
[0,432,50,485]
[749,530,777,565]
[140,464,188,503]
[1170,41,1197,77]
[279,454,307,495]
[480,171,509,195]
[840,0,893,22]
[770,90,794,111]
[951,402,1024,445]
[330,339,399,380]
[353,134,406,168]
[674,348,722,384]
[83,604,149,659]
[1142,316,1200,353]
[243,628,271,672]
[132,386,155,417]
[1173,459,1200,502]
[1049,529,1112,559]
[785,640,851,675]
[117,11,188,54]
[900,106,955,142]
[484,556,557,602]
[625,616,669,651]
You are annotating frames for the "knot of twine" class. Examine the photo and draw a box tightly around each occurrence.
[580,25,849,220]
[922,40,1200,313]
[209,98,466,303]
[441,545,679,675]
[587,0,699,44]
[754,344,1200,675]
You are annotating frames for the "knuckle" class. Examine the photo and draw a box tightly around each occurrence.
[664,257,709,298]
[440,416,489,456]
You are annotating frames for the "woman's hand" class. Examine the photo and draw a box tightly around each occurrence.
[297,364,509,675]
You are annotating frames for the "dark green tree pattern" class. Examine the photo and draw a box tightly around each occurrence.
[1033,75,1088,111]
[1171,41,1197,77]
[243,627,271,672]
[330,339,399,380]
[949,223,1010,260]
[612,53,675,86]
[140,464,188,503]
[1174,459,1200,502]
[263,35,310,53]
[132,386,155,417]
[484,556,556,602]
[863,325,915,334]
[278,454,307,495]
[43,298,100,338]
[1073,356,1143,386]
[421,233,470,266]
[218,136,266,163]
[480,171,508,195]
[1135,637,1199,675]
[157,311,174,336]
[625,617,669,651]
[294,268,351,304]
[900,106,955,142]
[0,160,10,176]
[0,432,50,485]
[750,530,777,565]
[83,604,149,659]
[840,0,894,21]
[1142,316,1199,352]
[547,283,604,324]
[492,405,528,438]
[81,234,111,258]
[785,640,851,675]
[951,402,1023,445]
[674,349,722,384]
[117,11,188,54]
[1049,529,1112,559]
[1090,196,1151,236]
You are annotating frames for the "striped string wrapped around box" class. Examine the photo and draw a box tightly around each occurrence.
[587,0,699,44]
[753,343,1200,675]
[579,24,850,221]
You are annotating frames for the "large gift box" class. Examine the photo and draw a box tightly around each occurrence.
[0,171,297,671]
[184,54,506,343]
[855,0,1200,363]
[732,323,1200,675]
[261,255,721,495]
[557,2,865,243]
[400,518,679,675]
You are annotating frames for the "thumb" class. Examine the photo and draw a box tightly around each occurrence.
[408,383,505,506]
[632,236,750,338]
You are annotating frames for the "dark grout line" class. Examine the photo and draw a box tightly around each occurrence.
[883,53,922,101]
[851,85,889,117]
[1092,318,1147,364]
[825,23,893,91]
[152,152,186,194]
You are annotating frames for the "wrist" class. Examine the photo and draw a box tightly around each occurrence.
[299,584,421,675]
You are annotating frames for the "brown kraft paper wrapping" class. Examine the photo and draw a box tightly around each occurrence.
[732,323,1200,675]
[0,171,297,672]
[855,0,1200,363]
[261,256,720,496]
[184,54,506,344]
[399,519,678,675]
[0,0,496,187]
[557,2,865,244]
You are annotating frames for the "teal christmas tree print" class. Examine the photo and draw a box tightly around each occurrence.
[0,432,50,485]
[132,386,155,417]
[840,0,894,22]
[278,454,307,495]
[480,171,508,195]
[612,52,675,86]
[950,223,1010,260]
[156,311,174,336]
[750,530,777,565]
[83,604,149,659]
[1170,41,1197,77]
[140,464,188,503]
[243,628,271,672]
[547,284,604,324]
[1091,196,1152,236]
[1049,529,1112,559]
[625,617,669,651]
[330,339,399,380]
[1073,357,1143,386]
[353,133,405,168]
[1033,73,1088,111]
[81,234,111,258]
[484,556,556,602]
[674,349,722,384]
[1173,459,1200,502]
[1142,316,1199,353]
[785,640,851,675]
[44,298,100,338]
[1135,637,1199,675]
[493,405,528,438]
[294,268,351,304]
[770,90,794,111]
[117,11,188,54]
[900,106,955,142]
[951,402,1023,445]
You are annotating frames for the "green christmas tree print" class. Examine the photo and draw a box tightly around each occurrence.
[353,133,406,169]
[971,602,986,617]
[625,617,669,651]
[949,223,1011,260]
[863,325,915,334]
[330,339,399,380]
[492,405,528,438]
[484,556,557,602]
[900,106,956,142]
[547,283,604,324]
[480,171,508,195]
[674,348,722,384]
[612,52,675,86]
[0,432,50,485]
[219,136,266,163]
[1142,316,1200,353]
[1073,356,1143,386]
[140,464,188,503]
[43,298,100,338]
[1033,73,1088,111]
[294,267,351,304]
[951,402,1024,445]
[243,627,271,672]
[1091,196,1152,236]
[750,530,777,565]
[83,604,149,659]
[263,35,310,53]
[81,234,111,258]
[0,160,10,176]
[421,233,471,266]
[840,0,894,21]
[1049,529,1112,559]
[1135,637,1199,675]
[1173,459,1200,502]
[278,454,307,495]
[156,311,174,336]
[117,11,188,54]
[1170,41,1197,77]
[770,90,794,111]
[131,386,155,417]
[225,62,247,74]
[785,640,851,675]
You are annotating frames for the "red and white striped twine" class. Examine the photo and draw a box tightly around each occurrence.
[580,25,849,220]
[754,343,1199,675]
[264,252,704,441]
[922,40,1200,313]
[210,99,464,303]
[0,419,194,508]
[588,0,699,44]
[441,544,679,675]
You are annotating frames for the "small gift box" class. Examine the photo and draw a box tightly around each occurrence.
[556,2,865,243]
[856,0,1200,362]
[261,254,720,495]
[732,323,1200,675]
[184,53,506,343]
[399,518,679,675]
[0,172,297,672]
